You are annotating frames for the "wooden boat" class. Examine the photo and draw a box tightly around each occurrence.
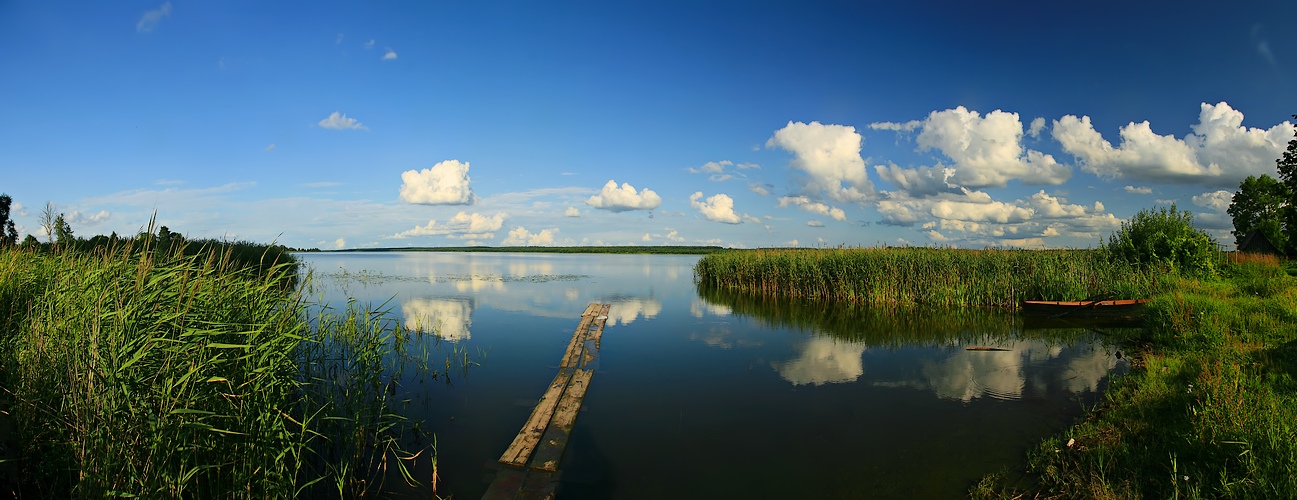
[1020,299,1150,320]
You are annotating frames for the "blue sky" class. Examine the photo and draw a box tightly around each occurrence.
[2,1,1295,249]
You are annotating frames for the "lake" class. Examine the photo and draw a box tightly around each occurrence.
[297,251,1129,499]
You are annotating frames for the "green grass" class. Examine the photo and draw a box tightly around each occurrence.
[975,253,1297,499]
[0,240,444,497]
[695,247,1165,310]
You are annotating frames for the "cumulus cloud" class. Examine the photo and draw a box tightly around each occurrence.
[874,164,958,197]
[503,226,557,246]
[66,210,111,225]
[1124,185,1153,194]
[563,206,581,217]
[383,48,397,60]
[875,186,1117,245]
[1028,117,1046,138]
[748,183,772,196]
[1192,189,1233,213]
[399,160,476,205]
[391,211,504,239]
[136,2,171,33]
[689,192,741,224]
[869,120,921,132]
[334,238,346,249]
[767,121,874,203]
[777,196,846,221]
[318,111,368,131]
[1053,102,1295,186]
[586,180,662,212]
[910,106,1070,188]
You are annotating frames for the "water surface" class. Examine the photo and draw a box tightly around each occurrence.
[298,251,1128,499]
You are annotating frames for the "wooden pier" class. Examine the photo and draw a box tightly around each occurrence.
[482,303,611,500]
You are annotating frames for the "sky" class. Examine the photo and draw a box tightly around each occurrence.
[2,1,1296,250]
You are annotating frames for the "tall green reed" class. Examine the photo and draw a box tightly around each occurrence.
[0,238,439,497]
[695,247,1165,309]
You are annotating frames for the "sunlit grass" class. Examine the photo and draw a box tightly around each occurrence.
[0,240,445,497]
[695,247,1165,309]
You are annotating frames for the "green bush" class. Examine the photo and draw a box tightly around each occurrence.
[1104,205,1220,278]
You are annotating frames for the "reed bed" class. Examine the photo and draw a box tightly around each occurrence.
[694,247,1164,310]
[0,241,435,497]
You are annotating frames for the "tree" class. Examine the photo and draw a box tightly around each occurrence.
[39,202,57,244]
[1277,114,1297,253]
[0,194,17,246]
[53,214,73,246]
[1227,174,1288,249]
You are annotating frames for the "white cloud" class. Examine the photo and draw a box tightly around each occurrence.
[334,238,346,249]
[1053,102,1295,186]
[1027,117,1046,138]
[1028,191,1091,218]
[317,111,367,131]
[364,39,376,50]
[869,120,921,132]
[641,233,652,242]
[66,210,111,225]
[807,220,824,227]
[1192,189,1233,213]
[136,2,171,33]
[776,196,846,221]
[737,162,760,170]
[563,206,581,217]
[665,230,684,242]
[874,164,959,197]
[912,106,1070,188]
[767,121,874,203]
[786,239,799,246]
[391,211,504,239]
[264,143,276,152]
[399,160,476,205]
[1042,226,1060,237]
[689,192,741,224]
[586,180,662,212]
[383,49,397,60]
[503,226,557,246]
[748,183,772,196]
[1124,185,1153,194]
[742,214,761,224]
[690,160,731,174]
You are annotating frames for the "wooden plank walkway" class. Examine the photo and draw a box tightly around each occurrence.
[482,303,611,500]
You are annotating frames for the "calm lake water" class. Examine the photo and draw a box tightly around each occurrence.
[297,251,1129,499]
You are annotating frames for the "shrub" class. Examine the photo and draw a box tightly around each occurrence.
[1104,205,1220,278]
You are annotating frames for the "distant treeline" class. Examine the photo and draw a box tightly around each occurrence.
[331,245,729,255]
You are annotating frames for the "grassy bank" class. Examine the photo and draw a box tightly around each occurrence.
[0,241,438,497]
[976,253,1297,498]
[694,247,1164,309]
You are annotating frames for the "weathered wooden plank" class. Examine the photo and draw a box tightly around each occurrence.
[498,312,595,466]
[480,468,528,500]
[517,470,559,500]
[528,368,594,472]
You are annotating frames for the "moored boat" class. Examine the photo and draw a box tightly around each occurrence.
[1020,298,1150,320]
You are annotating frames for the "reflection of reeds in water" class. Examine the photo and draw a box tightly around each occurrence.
[694,247,1164,310]
[0,242,454,497]
[696,283,1102,348]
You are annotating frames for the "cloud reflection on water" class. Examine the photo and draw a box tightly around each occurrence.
[775,337,867,386]
[401,297,474,341]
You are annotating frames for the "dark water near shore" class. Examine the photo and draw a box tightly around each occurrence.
[298,251,1129,499]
